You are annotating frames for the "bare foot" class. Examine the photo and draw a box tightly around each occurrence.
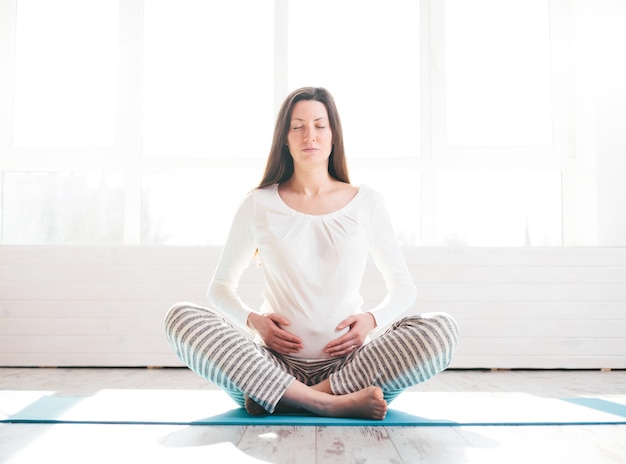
[244,395,306,416]
[319,386,387,420]
[244,395,270,416]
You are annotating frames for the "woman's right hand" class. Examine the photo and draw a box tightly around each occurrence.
[247,312,304,355]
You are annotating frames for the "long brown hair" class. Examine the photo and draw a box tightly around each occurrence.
[258,87,350,188]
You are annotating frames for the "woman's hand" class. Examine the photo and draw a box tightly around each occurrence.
[324,312,377,357]
[247,312,304,355]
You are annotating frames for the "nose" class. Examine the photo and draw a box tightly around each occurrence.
[304,127,316,142]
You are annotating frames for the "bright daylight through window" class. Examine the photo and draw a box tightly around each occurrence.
[2,0,612,247]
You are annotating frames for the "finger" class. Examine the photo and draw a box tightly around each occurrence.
[327,340,360,356]
[272,338,303,354]
[338,343,358,356]
[274,328,303,346]
[324,336,349,351]
[336,316,357,331]
[267,313,292,326]
[273,329,304,348]
[325,331,360,350]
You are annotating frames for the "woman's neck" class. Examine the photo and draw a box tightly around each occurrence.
[277,169,355,215]
[283,168,337,196]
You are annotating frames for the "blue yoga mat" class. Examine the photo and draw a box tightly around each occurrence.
[2,390,626,427]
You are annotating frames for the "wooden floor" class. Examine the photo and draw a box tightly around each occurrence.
[1,368,625,463]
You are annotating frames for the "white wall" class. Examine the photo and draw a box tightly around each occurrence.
[1,246,624,369]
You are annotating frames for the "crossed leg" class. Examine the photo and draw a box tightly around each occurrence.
[165,302,388,420]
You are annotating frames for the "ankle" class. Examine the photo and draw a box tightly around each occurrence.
[311,378,333,394]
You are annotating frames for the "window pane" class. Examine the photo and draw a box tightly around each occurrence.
[351,169,420,246]
[2,172,125,244]
[289,1,420,158]
[445,0,552,146]
[435,171,562,246]
[12,0,118,146]
[142,1,274,158]
[142,170,261,245]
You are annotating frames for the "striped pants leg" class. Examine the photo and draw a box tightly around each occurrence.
[329,313,460,403]
[164,302,295,413]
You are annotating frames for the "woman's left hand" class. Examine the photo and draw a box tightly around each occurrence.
[324,312,377,357]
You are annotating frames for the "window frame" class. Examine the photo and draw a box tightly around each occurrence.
[0,0,579,246]
[422,0,572,246]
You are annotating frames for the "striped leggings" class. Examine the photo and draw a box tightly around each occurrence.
[165,303,459,413]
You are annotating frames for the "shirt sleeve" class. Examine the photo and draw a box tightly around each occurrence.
[207,191,257,331]
[365,192,417,333]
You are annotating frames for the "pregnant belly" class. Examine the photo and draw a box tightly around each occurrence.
[281,318,351,360]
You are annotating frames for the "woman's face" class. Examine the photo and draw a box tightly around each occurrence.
[286,99,333,170]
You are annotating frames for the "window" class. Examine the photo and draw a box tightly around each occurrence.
[3,172,124,244]
[1,0,621,247]
[435,171,562,246]
[141,0,274,159]
[12,0,118,147]
[444,0,553,147]
[425,0,564,246]
[139,0,274,244]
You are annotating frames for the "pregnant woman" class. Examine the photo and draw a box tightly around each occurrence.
[165,86,459,420]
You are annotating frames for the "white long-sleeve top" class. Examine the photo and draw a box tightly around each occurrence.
[207,183,417,359]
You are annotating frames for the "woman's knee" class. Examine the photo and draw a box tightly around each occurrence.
[164,301,212,332]
[424,312,460,370]
[400,312,460,355]
[428,312,460,346]
[165,301,191,324]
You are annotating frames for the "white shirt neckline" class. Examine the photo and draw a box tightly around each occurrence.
[271,183,363,218]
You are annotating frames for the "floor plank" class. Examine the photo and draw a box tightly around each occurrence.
[456,424,626,464]
[239,426,317,464]
[390,426,470,463]
[316,426,401,463]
